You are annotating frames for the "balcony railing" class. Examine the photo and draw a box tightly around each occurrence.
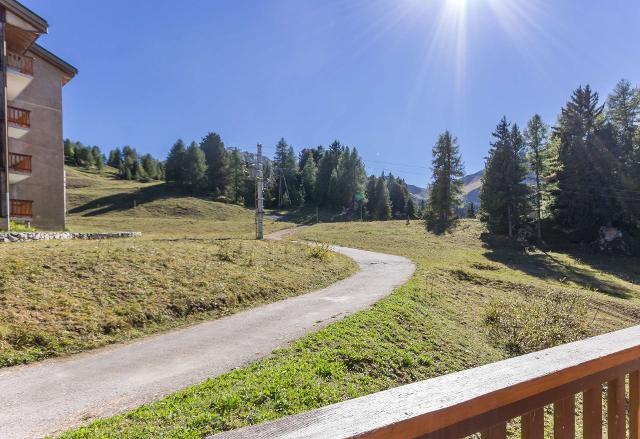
[8,152,32,172]
[7,51,34,76]
[10,199,32,218]
[213,325,640,439]
[7,106,30,128]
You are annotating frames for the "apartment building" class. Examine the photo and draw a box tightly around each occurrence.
[0,0,76,230]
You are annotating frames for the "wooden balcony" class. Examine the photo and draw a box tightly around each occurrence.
[10,199,32,218]
[8,105,30,128]
[7,51,34,76]
[7,105,30,139]
[6,52,34,100]
[8,152,32,173]
[6,152,32,184]
[213,325,640,439]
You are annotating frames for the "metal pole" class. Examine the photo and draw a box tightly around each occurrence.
[0,9,9,232]
[256,143,264,240]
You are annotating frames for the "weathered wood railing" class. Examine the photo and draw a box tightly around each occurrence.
[212,325,640,439]
[10,199,32,218]
[7,105,30,128]
[7,51,34,76]
[8,152,32,172]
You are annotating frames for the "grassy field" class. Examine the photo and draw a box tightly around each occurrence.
[61,220,640,438]
[0,167,357,367]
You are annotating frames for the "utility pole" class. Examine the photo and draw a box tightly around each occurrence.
[0,8,9,231]
[255,143,264,240]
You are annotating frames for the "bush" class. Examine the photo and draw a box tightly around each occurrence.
[306,242,334,261]
[485,292,591,356]
[9,221,36,232]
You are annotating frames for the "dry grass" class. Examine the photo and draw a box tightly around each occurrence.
[0,168,357,367]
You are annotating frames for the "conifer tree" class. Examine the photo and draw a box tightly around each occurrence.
[300,155,317,204]
[607,79,640,227]
[480,118,529,237]
[107,148,122,169]
[406,197,417,219]
[374,175,392,220]
[183,142,207,191]
[365,175,377,219]
[228,148,246,203]
[200,132,228,195]
[607,79,640,161]
[165,139,186,184]
[524,114,549,240]
[550,86,622,238]
[426,131,464,231]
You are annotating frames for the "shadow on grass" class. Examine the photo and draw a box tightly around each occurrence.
[69,184,202,217]
[481,233,633,299]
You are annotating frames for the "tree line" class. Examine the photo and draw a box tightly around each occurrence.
[164,134,418,219]
[425,79,640,244]
[64,139,165,182]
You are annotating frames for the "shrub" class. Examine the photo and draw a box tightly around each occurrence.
[306,242,334,261]
[485,291,591,356]
[8,221,36,232]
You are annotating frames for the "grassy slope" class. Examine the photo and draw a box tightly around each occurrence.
[61,220,640,438]
[0,168,357,367]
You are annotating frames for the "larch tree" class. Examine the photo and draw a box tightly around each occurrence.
[524,114,549,241]
[426,131,464,232]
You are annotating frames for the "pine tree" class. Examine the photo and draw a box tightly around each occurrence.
[480,118,529,237]
[388,175,409,217]
[107,148,122,169]
[607,79,640,227]
[200,132,228,195]
[300,155,317,204]
[524,114,549,240]
[229,148,246,203]
[165,139,186,184]
[183,142,207,191]
[551,85,621,238]
[365,175,377,219]
[315,141,342,206]
[426,131,464,231]
[607,79,640,161]
[406,197,417,219]
[374,176,392,220]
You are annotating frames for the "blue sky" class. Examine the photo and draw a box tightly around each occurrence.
[26,0,640,186]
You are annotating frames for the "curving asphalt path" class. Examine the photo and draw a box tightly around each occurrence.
[0,228,415,438]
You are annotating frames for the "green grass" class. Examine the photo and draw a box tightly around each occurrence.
[60,219,640,438]
[0,168,357,367]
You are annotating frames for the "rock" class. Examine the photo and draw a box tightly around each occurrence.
[0,231,142,244]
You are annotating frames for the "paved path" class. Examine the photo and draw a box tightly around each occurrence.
[0,228,415,438]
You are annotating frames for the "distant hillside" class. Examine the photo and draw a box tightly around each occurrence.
[65,166,252,221]
[408,170,484,206]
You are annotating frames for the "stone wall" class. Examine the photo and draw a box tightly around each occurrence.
[0,231,142,243]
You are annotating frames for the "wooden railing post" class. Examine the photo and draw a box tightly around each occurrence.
[583,386,602,439]
[521,408,544,439]
[480,422,506,439]
[607,377,626,439]
[632,371,640,439]
[553,396,575,439]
